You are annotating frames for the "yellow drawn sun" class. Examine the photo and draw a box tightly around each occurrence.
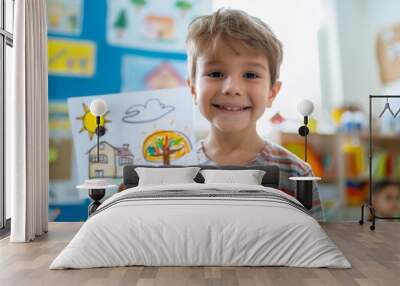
[76,103,111,140]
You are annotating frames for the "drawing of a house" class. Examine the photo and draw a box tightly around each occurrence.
[87,141,134,178]
[47,2,63,28]
[145,15,175,40]
[145,62,185,90]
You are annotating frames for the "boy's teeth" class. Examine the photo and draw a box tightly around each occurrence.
[224,106,241,111]
[212,104,251,111]
[217,105,247,111]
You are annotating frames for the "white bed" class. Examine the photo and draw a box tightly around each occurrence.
[50,183,351,269]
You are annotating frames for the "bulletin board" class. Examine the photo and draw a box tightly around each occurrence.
[47,0,211,100]
[47,0,211,221]
[376,23,400,84]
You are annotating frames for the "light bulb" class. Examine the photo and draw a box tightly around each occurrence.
[90,99,107,116]
[297,99,314,116]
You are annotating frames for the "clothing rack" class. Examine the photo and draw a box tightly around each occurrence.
[359,95,400,230]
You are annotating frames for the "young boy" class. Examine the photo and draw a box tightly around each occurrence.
[372,180,400,218]
[186,8,324,220]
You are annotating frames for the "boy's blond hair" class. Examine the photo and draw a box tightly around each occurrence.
[186,8,283,86]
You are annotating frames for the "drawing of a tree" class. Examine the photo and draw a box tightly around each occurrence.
[68,14,77,31]
[175,0,192,17]
[143,131,191,165]
[130,0,147,12]
[114,10,127,38]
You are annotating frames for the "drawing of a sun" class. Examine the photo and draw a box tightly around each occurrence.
[76,103,111,140]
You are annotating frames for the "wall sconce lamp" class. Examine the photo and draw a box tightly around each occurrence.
[289,99,321,210]
[89,99,107,163]
[297,99,314,162]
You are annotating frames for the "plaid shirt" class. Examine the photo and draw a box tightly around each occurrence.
[196,140,325,221]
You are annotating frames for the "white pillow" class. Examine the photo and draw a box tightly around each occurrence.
[135,167,201,186]
[200,169,266,185]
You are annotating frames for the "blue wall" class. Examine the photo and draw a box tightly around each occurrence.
[48,0,187,101]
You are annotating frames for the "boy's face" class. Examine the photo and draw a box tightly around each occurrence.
[189,40,281,133]
[373,186,400,217]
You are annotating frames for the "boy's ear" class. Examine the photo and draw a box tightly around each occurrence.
[187,78,198,105]
[266,81,282,108]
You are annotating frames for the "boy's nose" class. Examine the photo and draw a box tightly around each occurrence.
[222,76,243,96]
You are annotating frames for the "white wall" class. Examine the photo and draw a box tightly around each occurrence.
[318,0,344,128]
[332,0,400,112]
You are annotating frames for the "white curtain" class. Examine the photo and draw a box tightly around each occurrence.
[9,0,49,242]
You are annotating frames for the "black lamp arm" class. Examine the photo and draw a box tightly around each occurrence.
[94,116,107,164]
[297,116,309,163]
[96,116,100,163]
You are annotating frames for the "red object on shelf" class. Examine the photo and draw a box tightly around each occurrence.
[386,153,393,177]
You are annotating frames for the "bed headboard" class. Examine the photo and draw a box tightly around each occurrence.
[123,165,280,189]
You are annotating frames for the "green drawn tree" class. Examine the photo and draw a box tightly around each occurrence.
[114,10,127,38]
[68,15,77,31]
[175,0,192,17]
[144,131,192,166]
[146,135,184,166]
[130,0,147,12]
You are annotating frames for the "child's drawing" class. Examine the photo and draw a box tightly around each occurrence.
[76,103,111,141]
[143,130,192,165]
[113,9,128,39]
[145,62,186,90]
[47,0,83,35]
[48,38,96,77]
[122,98,175,124]
[175,0,193,18]
[121,55,187,92]
[130,0,148,13]
[49,101,71,136]
[144,14,175,41]
[68,87,196,183]
[87,141,134,178]
[106,0,211,52]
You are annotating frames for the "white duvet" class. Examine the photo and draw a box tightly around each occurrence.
[50,183,351,269]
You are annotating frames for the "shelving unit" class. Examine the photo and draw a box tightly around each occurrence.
[196,128,399,221]
[279,131,400,221]
[279,132,346,220]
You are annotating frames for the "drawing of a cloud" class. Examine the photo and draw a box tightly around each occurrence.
[122,98,175,124]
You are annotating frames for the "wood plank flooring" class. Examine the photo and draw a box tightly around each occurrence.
[0,222,399,286]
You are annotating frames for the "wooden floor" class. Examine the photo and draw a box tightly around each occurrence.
[0,222,399,286]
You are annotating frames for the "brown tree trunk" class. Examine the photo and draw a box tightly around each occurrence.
[162,149,170,165]
[162,135,171,165]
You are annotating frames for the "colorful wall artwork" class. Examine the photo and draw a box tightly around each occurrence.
[49,102,74,181]
[47,0,83,35]
[49,101,71,136]
[48,38,96,77]
[68,87,196,183]
[106,0,211,52]
[121,55,187,91]
[47,0,211,221]
[143,130,192,165]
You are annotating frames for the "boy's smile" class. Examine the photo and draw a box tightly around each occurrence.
[189,39,281,133]
[211,103,252,112]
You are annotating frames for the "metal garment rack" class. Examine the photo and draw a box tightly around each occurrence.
[359,95,400,230]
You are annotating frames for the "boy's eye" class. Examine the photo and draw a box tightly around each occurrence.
[207,71,224,78]
[244,72,259,79]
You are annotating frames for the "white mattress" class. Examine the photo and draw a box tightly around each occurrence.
[50,183,351,269]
